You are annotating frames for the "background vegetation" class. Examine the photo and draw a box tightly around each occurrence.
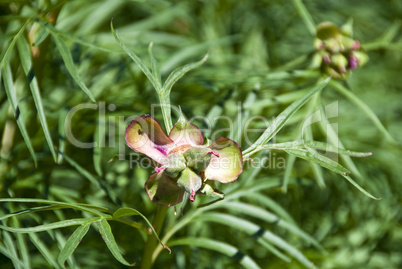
[1,0,401,268]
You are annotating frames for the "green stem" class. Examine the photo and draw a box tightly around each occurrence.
[140,206,169,269]
[291,0,316,36]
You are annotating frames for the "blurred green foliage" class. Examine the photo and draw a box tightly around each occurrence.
[0,0,401,268]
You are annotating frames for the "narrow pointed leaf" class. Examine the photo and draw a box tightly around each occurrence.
[282,154,296,193]
[0,21,28,65]
[0,198,110,217]
[219,202,324,251]
[266,140,373,157]
[0,241,27,269]
[244,78,330,155]
[285,148,350,175]
[317,106,362,177]
[96,218,135,266]
[29,233,61,269]
[162,53,208,96]
[94,117,105,176]
[342,175,380,200]
[2,231,22,269]
[0,217,100,233]
[0,205,62,221]
[57,108,68,164]
[1,65,37,165]
[148,42,162,90]
[17,34,57,161]
[197,213,314,268]
[113,207,171,253]
[51,33,95,102]
[61,152,120,205]
[111,20,158,91]
[12,219,30,269]
[169,237,261,269]
[58,224,90,267]
[331,80,397,144]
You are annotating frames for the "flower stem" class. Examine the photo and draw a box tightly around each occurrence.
[140,206,169,269]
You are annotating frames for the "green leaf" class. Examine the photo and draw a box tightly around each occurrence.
[110,20,159,91]
[0,217,100,233]
[169,237,261,269]
[96,218,135,266]
[93,117,104,176]
[12,218,30,268]
[162,52,208,96]
[267,140,373,157]
[2,231,22,269]
[148,42,162,90]
[219,202,324,251]
[243,77,330,156]
[29,232,61,269]
[291,0,316,36]
[61,152,119,205]
[330,80,397,144]
[342,175,380,200]
[113,207,170,253]
[57,108,68,164]
[0,205,61,221]
[0,198,111,217]
[197,213,314,268]
[0,21,28,65]
[51,33,96,102]
[16,34,57,162]
[282,154,296,193]
[285,148,351,175]
[315,104,362,178]
[31,22,49,46]
[0,64,37,166]
[283,149,379,199]
[0,242,27,269]
[58,224,90,267]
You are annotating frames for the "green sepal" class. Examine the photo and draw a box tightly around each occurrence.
[177,168,202,195]
[183,147,212,172]
[199,181,225,199]
[164,153,186,178]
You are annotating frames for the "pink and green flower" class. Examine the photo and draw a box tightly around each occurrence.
[126,114,243,206]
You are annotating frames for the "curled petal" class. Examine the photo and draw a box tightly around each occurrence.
[145,171,184,207]
[204,137,243,183]
[126,115,174,164]
[169,114,204,147]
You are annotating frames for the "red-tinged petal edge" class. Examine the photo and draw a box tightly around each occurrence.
[169,116,204,148]
[126,115,174,164]
[145,171,185,207]
[204,137,243,183]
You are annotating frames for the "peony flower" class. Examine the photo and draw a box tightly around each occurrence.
[125,114,243,207]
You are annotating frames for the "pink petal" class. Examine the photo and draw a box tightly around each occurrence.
[204,137,243,183]
[126,115,174,164]
[145,171,185,207]
[169,115,204,147]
